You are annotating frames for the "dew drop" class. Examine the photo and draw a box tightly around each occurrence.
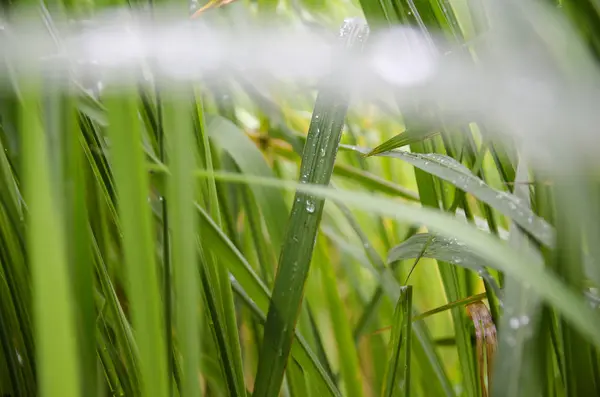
[306,200,316,213]
[509,317,520,329]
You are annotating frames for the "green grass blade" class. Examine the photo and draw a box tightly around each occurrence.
[371,150,554,247]
[196,196,341,396]
[388,233,497,273]
[105,90,169,397]
[315,236,364,397]
[62,87,96,395]
[194,91,247,397]
[21,80,81,397]
[252,19,369,396]
[275,145,419,200]
[382,286,413,397]
[366,129,440,156]
[402,139,478,397]
[164,88,201,397]
[91,234,140,395]
[207,115,289,253]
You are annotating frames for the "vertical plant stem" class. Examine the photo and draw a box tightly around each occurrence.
[253,19,369,397]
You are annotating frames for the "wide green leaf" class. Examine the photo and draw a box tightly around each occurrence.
[371,150,554,247]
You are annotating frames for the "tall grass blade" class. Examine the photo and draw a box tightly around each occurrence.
[207,115,289,255]
[164,87,201,397]
[21,79,81,397]
[382,286,413,397]
[195,203,341,396]
[315,236,364,397]
[252,19,369,396]
[62,86,96,395]
[105,90,169,397]
[194,90,247,397]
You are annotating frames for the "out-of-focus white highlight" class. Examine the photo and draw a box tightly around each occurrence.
[369,27,437,86]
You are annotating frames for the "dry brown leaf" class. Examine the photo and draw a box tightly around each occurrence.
[466,301,497,397]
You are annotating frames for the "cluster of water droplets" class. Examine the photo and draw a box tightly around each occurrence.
[508,315,531,330]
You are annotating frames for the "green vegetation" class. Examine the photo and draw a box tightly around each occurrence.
[2,0,600,396]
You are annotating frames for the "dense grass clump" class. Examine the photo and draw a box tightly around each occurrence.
[2,0,600,396]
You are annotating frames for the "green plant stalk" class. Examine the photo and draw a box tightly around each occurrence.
[252,19,369,396]
[21,79,81,397]
[195,204,340,396]
[164,88,201,397]
[92,234,140,395]
[195,94,247,397]
[61,85,97,395]
[105,90,169,397]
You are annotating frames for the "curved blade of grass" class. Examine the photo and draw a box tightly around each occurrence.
[272,145,419,201]
[164,88,201,397]
[240,181,276,286]
[252,19,370,397]
[206,114,288,253]
[195,204,340,396]
[366,128,440,157]
[382,286,413,397]
[193,170,600,349]
[192,84,249,396]
[105,90,169,397]
[395,140,478,397]
[91,233,140,395]
[21,80,81,397]
[387,232,502,298]
[0,126,34,395]
[388,233,489,272]
[371,150,554,247]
